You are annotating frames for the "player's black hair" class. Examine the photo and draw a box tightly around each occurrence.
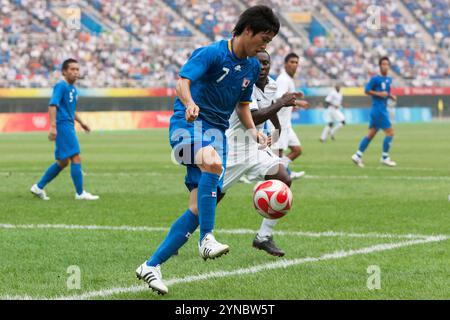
[233,5,280,37]
[257,49,271,61]
[379,56,390,66]
[284,52,299,64]
[62,58,78,71]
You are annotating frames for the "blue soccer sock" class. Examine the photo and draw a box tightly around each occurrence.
[357,136,372,157]
[198,172,219,242]
[147,209,199,267]
[382,136,393,159]
[37,162,63,189]
[70,163,83,195]
[286,167,292,176]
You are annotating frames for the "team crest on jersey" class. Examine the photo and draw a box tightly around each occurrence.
[235,65,241,71]
[242,78,250,89]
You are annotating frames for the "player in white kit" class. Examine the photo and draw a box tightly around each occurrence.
[271,53,309,179]
[218,50,300,257]
[320,85,346,142]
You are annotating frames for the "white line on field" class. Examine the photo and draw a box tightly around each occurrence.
[1,223,445,240]
[304,175,450,181]
[3,235,447,300]
[2,171,450,181]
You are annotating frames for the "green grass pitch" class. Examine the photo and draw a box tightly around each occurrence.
[0,123,449,300]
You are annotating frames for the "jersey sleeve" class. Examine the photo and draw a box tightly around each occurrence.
[179,45,219,82]
[49,83,64,108]
[248,86,259,111]
[240,84,254,106]
[364,76,376,93]
[275,76,290,99]
[239,64,259,105]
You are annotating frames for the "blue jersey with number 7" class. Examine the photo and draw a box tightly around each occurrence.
[173,39,260,131]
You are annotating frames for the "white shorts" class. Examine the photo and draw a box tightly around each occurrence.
[222,147,281,192]
[324,107,345,123]
[271,126,301,151]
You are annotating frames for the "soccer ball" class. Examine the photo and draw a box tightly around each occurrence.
[253,179,293,219]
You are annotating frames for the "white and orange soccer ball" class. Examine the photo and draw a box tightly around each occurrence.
[252,179,293,219]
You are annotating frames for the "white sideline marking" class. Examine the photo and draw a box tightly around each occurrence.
[3,236,447,300]
[1,223,445,240]
[2,171,450,181]
[304,175,450,181]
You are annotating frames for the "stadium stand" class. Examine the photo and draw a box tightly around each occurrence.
[0,0,448,88]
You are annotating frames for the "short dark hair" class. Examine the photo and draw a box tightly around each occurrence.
[379,56,390,66]
[284,52,299,64]
[257,49,271,61]
[62,58,78,71]
[233,5,280,37]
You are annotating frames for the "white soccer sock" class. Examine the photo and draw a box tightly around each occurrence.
[330,123,343,136]
[320,126,330,141]
[257,218,278,238]
[281,156,291,168]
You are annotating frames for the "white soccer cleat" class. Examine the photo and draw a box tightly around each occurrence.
[290,170,305,179]
[135,262,168,295]
[198,233,230,261]
[30,184,50,200]
[75,191,99,200]
[351,154,364,168]
[380,157,397,167]
[239,175,252,184]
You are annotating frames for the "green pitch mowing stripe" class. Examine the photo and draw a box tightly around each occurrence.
[1,123,449,299]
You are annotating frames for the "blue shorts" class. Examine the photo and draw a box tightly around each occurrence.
[169,113,227,192]
[55,123,80,160]
[369,111,391,130]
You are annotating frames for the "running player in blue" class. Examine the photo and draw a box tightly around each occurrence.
[30,59,99,201]
[352,56,397,168]
[136,5,280,295]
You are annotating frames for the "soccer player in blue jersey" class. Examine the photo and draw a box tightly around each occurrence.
[136,5,280,295]
[30,59,99,200]
[352,57,397,168]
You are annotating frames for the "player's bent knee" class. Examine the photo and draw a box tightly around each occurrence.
[71,154,81,163]
[294,147,302,157]
[201,162,223,175]
[57,159,69,168]
[342,121,346,125]
[189,205,198,215]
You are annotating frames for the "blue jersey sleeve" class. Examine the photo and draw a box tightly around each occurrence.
[365,76,376,93]
[179,45,219,82]
[240,83,254,104]
[49,83,64,108]
[240,62,259,104]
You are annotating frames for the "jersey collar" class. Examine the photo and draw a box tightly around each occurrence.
[227,39,247,61]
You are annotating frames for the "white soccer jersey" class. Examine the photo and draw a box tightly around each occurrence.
[275,69,296,129]
[226,76,277,150]
[325,89,343,108]
[223,77,281,191]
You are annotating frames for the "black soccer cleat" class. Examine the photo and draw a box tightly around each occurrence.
[252,234,285,257]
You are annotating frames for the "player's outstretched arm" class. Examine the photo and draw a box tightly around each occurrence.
[176,77,199,122]
[48,105,57,141]
[236,103,267,147]
[75,112,90,132]
[366,90,388,98]
[251,92,297,125]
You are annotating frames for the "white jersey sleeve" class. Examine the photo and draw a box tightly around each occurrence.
[249,87,259,112]
[275,71,296,128]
